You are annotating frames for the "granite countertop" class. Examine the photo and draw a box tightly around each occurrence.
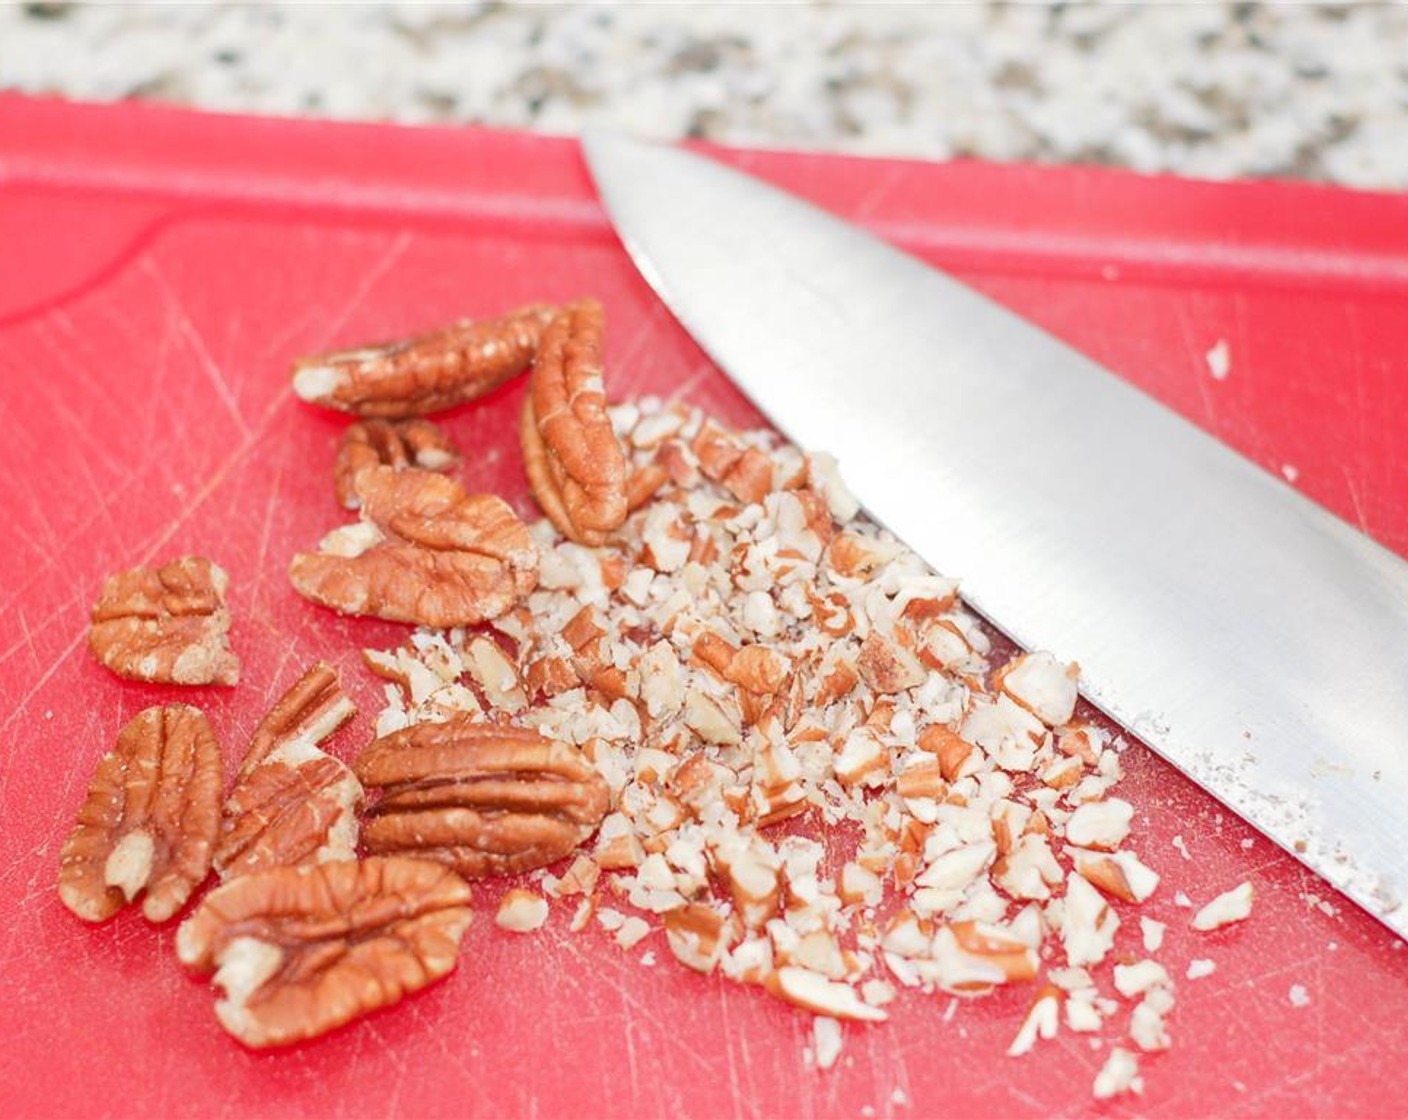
[2,2,1405,191]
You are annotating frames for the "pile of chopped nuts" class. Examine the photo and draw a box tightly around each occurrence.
[60,298,1254,1094]
[364,390,1255,1090]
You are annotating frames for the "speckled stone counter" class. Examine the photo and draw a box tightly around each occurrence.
[2,2,1405,190]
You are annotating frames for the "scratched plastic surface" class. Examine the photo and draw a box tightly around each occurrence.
[2,97,1407,1120]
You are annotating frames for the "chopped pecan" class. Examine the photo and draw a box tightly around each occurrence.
[692,422,743,481]
[557,604,630,699]
[176,857,473,1048]
[814,648,859,706]
[724,645,791,696]
[625,463,670,513]
[919,723,980,782]
[214,662,362,880]
[292,303,557,418]
[354,717,611,878]
[712,838,781,929]
[664,903,732,973]
[751,733,807,824]
[896,757,946,802]
[1190,880,1254,931]
[931,920,1039,993]
[57,705,222,923]
[765,967,887,1022]
[691,631,736,677]
[524,653,579,700]
[1073,850,1160,904]
[496,888,549,932]
[88,556,239,686]
[459,634,526,712]
[856,631,927,694]
[829,532,895,578]
[289,466,538,628]
[720,448,774,506]
[519,299,628,545]
[690,422,774,504]
[655,440,700,489]
[793,487,836,548]
[335,418,459,509]
[690,634,789,698]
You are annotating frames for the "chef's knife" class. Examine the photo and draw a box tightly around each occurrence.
[582,133,1408,941]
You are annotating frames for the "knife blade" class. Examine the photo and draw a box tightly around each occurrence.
[582,132,1408,940]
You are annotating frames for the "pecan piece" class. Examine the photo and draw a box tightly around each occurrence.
[57,705,222,923]
[176,857,472,1048]
[354,717,611,878]
[289,466,538,627]
[88,556,239,685]
[292,303,557,418]
[335,418,459,509]
[519,299,628,545]
[215,662,362,880]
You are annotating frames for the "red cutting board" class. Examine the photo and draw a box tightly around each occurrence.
[2,97,1406,1120]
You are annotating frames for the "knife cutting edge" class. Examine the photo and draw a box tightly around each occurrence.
[582,131,1408,941]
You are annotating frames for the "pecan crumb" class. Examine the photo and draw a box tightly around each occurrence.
[496,888,549,932]
[1191,881,1255,931]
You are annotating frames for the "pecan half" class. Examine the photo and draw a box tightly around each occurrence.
[57,705,222,923]
[289,466,538,628]
[292,303,557,418]
[354,717,611,878]
[335,418,459,509]
[519,299,628,545]
[214,662,362,880]
[234,662,356,782]
[88,556,239,686]
[176,857,473,1048]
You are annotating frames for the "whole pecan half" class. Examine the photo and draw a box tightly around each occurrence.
[57,705,223,923]
[292,303,557,418]
[176,856,473,1049]
[354,717,611,877]
[520,299,628,545]
[214,662,362,880]
[335,418,459,509]
[88,556,240,686]
[289,466,539,628]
